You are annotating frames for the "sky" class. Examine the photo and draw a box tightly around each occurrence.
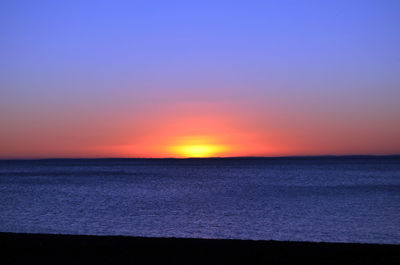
[1,0,399,158]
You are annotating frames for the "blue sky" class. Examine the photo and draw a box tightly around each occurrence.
[1,0,399,157]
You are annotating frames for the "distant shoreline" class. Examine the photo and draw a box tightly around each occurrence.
[1,232,399,265]
[1,154,400,161]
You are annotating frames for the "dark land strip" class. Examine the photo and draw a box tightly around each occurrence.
[1,232,399,264]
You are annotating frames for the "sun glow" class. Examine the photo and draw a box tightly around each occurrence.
[173,144,225,158]
[168,135,230,158]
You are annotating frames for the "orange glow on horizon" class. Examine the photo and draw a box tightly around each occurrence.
[3,100,397,159]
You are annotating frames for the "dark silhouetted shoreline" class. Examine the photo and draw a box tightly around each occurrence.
[1,232,399,265]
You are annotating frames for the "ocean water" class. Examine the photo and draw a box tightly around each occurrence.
[0,157,399,244]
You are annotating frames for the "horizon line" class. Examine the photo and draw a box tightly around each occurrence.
[1,154,400,161]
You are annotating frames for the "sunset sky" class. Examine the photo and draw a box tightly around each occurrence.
[1,0,399,158]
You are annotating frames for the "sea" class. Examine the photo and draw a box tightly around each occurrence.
[0,157,399,244]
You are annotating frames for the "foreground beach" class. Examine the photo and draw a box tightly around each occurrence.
[1,233,399,265]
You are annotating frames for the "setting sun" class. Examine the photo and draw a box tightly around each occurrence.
[172,144,225,158]
[167,135,230,158]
